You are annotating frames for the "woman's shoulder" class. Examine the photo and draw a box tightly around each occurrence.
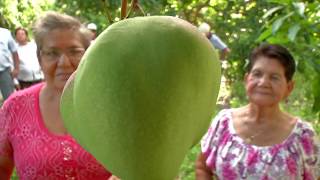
[2,83,44,109]
[214,108,243,124]
[289,118,319,152]
[294,118,318,137]
[215,108,233,119]
[0,83,44,134]
[228,106,247,117]
[292,119,320,171]
[207,108,233,131]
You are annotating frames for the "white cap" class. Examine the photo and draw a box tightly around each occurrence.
[87,23,97,31]
[198,23,211,34]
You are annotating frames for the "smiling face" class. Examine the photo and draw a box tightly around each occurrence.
[245,56,294,107]
[40,28,85,91]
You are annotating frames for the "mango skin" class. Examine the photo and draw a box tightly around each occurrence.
[61,16,221,180]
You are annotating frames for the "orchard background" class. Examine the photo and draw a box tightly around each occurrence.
[1,0,319,179]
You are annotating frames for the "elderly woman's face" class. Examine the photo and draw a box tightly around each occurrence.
[245,56,294,107]
[40,28,85,91]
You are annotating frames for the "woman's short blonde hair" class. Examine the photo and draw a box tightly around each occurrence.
[33,11,91,51]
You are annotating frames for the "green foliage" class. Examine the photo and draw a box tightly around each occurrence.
[260,0,320,114]
[177,145,200,180]
[0,0,54,33]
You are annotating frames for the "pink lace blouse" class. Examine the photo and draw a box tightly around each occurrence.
[201,109,320,180]
[0,83,112,180]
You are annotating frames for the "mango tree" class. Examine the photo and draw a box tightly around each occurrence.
[258,0,320,121]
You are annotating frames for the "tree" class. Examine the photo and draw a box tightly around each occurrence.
[0,0,54,32]
[257,0,320,118]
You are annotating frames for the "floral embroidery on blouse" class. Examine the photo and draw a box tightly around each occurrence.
[201,109,320,180]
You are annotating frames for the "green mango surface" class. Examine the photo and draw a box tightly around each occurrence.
[61,16,221,180]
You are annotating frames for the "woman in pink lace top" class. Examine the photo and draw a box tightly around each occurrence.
[195,44,320,179]
[0,12,112,179]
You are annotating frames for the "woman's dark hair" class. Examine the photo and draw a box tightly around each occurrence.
[248,44,296,81]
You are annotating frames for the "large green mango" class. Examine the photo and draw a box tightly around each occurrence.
[61,16,221,180]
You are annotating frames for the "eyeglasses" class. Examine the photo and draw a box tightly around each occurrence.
[40,48,85,62]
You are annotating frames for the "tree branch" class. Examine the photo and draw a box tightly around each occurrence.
[193,0,211,23]
[121,0,128,19]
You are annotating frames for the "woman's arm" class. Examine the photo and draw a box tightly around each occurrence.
[0,156,14,180]
[0,96,15,179]
[195,153,213,180]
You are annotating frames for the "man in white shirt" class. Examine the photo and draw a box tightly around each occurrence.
[198,23,230,61]
[199,23,231,108]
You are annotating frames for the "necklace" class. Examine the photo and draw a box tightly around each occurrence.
[244,130,263,144]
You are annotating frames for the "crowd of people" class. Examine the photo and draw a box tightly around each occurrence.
[0,11,319,180]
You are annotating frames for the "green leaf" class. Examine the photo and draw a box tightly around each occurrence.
[266,0,291,5]
[288,24,301,41]
[266,34,289,44]
[292,2,305,17]
[262,6,283,19]
[312,76,320,112]
[272,12,294,34]
[313,96,320,112]
[296,59,305,73]
[302,32,312,44]
[256,28,272,42]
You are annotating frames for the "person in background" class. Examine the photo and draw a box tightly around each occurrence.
[198,22,230,61]
[0,11,113,179]
[15,27,43,89]
[87,22,97,43]
[198,23,231,108]
[0,27,19,100]
[195,44,320,179]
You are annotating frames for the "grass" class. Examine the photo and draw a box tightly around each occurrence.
[177,144,201,179]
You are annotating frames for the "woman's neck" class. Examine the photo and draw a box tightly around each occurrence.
[41,84,63,101]
[244,103,283,124]
[18,40,28,46]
